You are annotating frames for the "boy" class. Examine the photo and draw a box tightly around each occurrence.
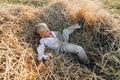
[34,19,90,68]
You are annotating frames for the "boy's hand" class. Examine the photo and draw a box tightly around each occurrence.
[78,18,85,27]
[38,60,46,73]
[38,60,44,68]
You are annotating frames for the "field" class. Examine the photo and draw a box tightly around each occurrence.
[0,0,120,80]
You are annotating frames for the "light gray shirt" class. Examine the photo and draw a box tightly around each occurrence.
[37,31,61,60]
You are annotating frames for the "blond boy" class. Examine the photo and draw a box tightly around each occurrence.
[34,19,90,67]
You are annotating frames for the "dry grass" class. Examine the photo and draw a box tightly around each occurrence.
[0,4,40,80]
[0,0,120,80]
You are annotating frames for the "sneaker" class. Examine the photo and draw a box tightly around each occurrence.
[78,18,85,27]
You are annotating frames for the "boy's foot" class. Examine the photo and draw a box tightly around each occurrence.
[78,18,85,27]
[78,59,90,66]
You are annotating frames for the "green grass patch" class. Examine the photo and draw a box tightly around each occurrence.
[103,0,120,10]
[0,0,51,7]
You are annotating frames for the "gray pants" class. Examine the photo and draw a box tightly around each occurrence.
[61,23,90,64]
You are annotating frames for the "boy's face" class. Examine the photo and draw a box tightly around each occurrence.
[40,27,51,37]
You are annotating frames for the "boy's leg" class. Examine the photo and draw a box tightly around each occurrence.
[62,19,85,42]
[62,42,90,64]
[63,23,81,42]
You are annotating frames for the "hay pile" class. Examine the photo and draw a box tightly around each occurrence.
[38,0,120,79]
[0,0,120,80]
[0,4,40,80]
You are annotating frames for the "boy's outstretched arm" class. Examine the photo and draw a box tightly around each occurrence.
[37,39,48,61]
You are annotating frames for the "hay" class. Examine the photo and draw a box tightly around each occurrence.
[39,0,120,79]
[39,0,81,31]
[0,0,120,80]
[0,4,40,80]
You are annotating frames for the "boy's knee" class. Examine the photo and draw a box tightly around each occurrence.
[76,47,90,64]
[76,46,85,53]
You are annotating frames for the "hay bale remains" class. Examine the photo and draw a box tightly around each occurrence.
[0,0,120,80]
[39,0,81,31]
[0,4,40,80]
[39,0,120,79]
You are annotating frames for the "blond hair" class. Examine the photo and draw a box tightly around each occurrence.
[34,23,48,35]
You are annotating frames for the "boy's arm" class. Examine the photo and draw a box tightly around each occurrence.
[63,19,85,42]
[37,39,46,60]
[53,31,63,40]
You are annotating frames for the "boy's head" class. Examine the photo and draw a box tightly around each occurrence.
[34,23,51,37]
